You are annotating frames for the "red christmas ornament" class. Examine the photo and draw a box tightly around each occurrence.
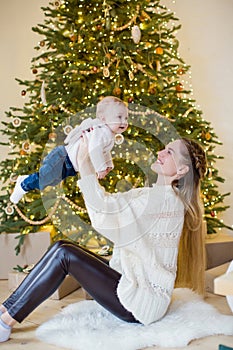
[128,97,134,103]
[175,83,183,92]
[32,68,38,74]
[177,67,185,75]
[93,66,98,73]
[21,90,26,96]
[210,211,215,217]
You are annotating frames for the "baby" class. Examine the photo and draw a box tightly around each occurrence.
[10,96,128,204]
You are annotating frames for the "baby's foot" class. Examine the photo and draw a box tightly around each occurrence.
[0,318,11,342]
[10,175,29,204]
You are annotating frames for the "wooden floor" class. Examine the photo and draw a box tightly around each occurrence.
[0,280,233,350]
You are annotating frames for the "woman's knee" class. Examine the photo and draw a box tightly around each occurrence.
[50,239,72,250]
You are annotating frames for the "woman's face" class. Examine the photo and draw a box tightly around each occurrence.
[151,139,188,183]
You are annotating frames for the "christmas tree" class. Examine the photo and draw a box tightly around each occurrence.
[0,0,231,251]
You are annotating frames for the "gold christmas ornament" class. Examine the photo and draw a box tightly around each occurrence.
[145,42,152,49]
[105,52,111,60]
[205,132,211,141]
[70,34,77,42]
[131,25,141,44]
[114,133,124,145]
[113,87,121,96]
[156,46,163,55]
[140,10,151,21]
[148,83,156,95]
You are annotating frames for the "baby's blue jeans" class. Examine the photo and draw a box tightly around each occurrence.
[21,145,76,191]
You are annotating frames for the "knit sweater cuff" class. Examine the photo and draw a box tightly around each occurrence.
[77,175,103,211]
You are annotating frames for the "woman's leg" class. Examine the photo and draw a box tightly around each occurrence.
[4,242,137,324]
[2,240,67,310]
[2,240,108,311]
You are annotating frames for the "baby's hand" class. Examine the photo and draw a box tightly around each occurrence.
[97,167,112,179]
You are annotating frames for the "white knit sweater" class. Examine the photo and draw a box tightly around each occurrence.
[78,175,184,325]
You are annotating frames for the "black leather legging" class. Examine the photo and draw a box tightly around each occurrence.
[3,240,137,323]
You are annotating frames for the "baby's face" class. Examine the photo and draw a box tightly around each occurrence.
[102,104,128,134]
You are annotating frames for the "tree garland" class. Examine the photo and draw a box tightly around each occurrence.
[13,195,87,226]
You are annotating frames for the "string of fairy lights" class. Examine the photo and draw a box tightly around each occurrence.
[3,0,228,237]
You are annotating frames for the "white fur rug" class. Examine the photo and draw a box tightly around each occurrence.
[36,288,233,350]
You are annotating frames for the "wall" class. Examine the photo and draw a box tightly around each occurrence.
[165,0,233,235]
[0,0,233,234]
[0,0,48,159]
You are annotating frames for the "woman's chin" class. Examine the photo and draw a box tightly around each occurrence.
[151,163,161,173]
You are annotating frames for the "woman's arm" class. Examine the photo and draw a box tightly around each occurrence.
[78,134,96,177]
[77,135,158,247]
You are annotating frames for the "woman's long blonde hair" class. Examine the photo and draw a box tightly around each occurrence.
[172,138,207,295]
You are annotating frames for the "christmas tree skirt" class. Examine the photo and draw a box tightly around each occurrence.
[36,288,233,350]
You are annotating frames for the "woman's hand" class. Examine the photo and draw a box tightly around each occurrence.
[78,134,95,178]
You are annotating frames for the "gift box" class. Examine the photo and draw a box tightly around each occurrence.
[214,271,233,296]
[205,232,233,269]
[205,262,230,293]
[0,231,51,279]
[8,271,80,300]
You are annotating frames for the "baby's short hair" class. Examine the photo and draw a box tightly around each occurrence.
[96,96,127,118]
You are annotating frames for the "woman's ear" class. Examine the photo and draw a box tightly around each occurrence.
[177,165,189,178]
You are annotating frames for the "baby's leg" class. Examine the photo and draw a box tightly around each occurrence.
[38,145,76,189]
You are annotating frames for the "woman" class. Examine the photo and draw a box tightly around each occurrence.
[0,136,207,342]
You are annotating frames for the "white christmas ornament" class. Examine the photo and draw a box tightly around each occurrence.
[22,141,31,153]
[114,133,124,145]
[40,81,47,105]
[5,204,14,216]
[12,117,21,128]
[131,25,141,44]
[64,125,73,135]
[10,173,18,183]
[103,66,110,78]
